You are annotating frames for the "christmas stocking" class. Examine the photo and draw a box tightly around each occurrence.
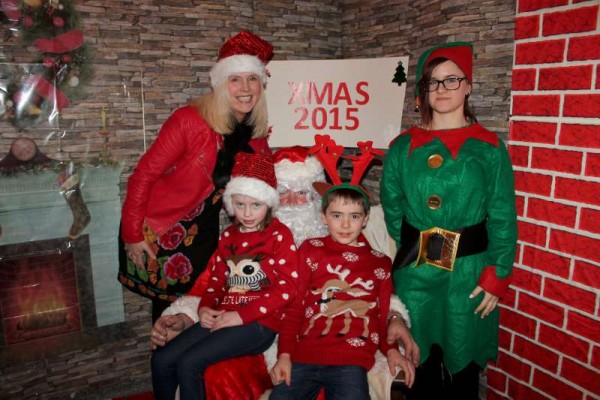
[59,173,91,239]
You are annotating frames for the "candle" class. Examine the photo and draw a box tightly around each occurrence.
[101,108,106,129]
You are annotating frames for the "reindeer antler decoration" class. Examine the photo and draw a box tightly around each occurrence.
[344,141,384,186]
[308,134,344,185]
[309,135,383,204]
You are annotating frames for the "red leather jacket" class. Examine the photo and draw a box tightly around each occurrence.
[121,105,270,243]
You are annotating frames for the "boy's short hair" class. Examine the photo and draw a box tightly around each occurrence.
[321,187,370,215]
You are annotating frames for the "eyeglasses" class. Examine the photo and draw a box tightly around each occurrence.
[424,77,467,92]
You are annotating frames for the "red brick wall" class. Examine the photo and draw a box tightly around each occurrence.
[488,1,600,399]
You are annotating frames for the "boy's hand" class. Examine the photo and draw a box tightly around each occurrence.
[198,307,224,329]
[387,317,420,367]
[270,354,292,386]
[210,311,243,331]
[386,348,415,388]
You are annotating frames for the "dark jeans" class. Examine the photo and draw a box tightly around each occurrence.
[151,321,276,400]
[269,363,369,400]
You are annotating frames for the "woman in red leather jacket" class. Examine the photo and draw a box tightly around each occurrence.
[118,30,274,322]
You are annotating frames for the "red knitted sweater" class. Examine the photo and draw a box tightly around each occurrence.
[277,234,394,370]
[197,218,298,332]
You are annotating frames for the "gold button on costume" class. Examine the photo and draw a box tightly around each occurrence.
[428,154,443,168]
[426,195,442,209]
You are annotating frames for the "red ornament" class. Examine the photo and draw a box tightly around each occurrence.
[61,54,72,63]
[22,15,33,27]
[52,16,64,28]
[43,57,57,68]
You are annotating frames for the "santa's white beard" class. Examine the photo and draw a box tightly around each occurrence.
[275,200,329,246]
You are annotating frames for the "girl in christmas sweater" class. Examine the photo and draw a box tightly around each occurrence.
[151,152,298,400]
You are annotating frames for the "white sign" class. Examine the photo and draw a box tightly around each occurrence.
[266,57,408,149]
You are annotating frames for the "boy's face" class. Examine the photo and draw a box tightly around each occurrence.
[321,197,369,247]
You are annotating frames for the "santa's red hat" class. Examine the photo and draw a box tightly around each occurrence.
[209,30,273,89]
[273,146,325,193]
[223,152,279,215]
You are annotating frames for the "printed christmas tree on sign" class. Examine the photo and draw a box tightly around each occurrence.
[0,0,92,129]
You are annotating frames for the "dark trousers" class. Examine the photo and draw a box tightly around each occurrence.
[151,321,276,400]
[269,363,369,400]
[407,344,481,400]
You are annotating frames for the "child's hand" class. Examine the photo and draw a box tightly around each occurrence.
[210,311,243,331]
[386,348,415,388]
[270,354,292,386]
[198,307,224,329]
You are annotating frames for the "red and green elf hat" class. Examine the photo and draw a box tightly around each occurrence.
[414,41,474,99]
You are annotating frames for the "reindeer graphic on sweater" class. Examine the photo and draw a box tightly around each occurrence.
[304,264,376,338]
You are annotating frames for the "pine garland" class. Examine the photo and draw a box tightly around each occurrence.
[1,0,93,129]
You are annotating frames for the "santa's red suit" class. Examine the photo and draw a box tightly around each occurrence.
[162,146,410,400]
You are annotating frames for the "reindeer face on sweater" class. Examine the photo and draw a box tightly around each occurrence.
[226,253,269,293]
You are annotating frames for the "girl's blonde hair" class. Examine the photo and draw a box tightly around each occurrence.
[190,79,269,138]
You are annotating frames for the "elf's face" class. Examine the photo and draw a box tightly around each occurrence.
[427,60,471,118]
[321,197,368,247]
[232,194,269,232]
[228,72,262,122]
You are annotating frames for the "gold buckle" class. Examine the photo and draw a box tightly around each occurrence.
[415,227,461,271]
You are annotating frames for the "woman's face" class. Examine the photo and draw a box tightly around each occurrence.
[227,72,262,122]
[427,60,471,118]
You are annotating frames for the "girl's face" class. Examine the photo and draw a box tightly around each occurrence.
[231,194,269,232]
[427,60,471,118]
[320,197,369,247]
[227,72,262,122]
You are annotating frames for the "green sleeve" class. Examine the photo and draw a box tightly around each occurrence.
[484,139,518,279]
[381,137,408,245]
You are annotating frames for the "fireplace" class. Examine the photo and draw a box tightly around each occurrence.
[0,236,95,346]
[0,166,128,366]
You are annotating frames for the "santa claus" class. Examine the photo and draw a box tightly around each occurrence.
[272,146,329,245]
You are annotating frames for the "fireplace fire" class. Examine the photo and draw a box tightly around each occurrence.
[0,236,93,346]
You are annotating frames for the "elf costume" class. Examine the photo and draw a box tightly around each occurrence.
[381,42,518,377]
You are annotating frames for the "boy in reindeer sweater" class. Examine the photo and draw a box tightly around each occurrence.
[269,136,415,400]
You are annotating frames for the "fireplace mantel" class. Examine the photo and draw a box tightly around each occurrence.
[0,165,125,327]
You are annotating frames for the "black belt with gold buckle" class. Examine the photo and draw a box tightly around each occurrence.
[392,219,488,272]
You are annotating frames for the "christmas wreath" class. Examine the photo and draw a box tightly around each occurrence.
[0,0,92,129]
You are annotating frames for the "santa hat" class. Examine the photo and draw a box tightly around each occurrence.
[273,146,325,193]
[209,30,274,89]
[415,41,473,98]
[223,152,279,216]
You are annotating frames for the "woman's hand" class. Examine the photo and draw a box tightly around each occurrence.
[150,314,189,350]
[470,285,499,318]
[210,311,243,332]
[125,241,156,269]
[387,315,420,367]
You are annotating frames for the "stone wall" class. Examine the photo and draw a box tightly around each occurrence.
[0,1,514,398]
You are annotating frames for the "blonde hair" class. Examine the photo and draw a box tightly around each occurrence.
[190,80,269,138]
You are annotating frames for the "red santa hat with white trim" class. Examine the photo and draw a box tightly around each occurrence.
[223,152,280,216]
[209,30,273,89]
[273,146,325,193]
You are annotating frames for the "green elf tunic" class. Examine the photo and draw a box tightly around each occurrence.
[381,123,517,374]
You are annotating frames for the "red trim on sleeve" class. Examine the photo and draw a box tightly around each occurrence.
[478,266,511,298]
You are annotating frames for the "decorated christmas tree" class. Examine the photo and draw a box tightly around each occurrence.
[0,0,92,129]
